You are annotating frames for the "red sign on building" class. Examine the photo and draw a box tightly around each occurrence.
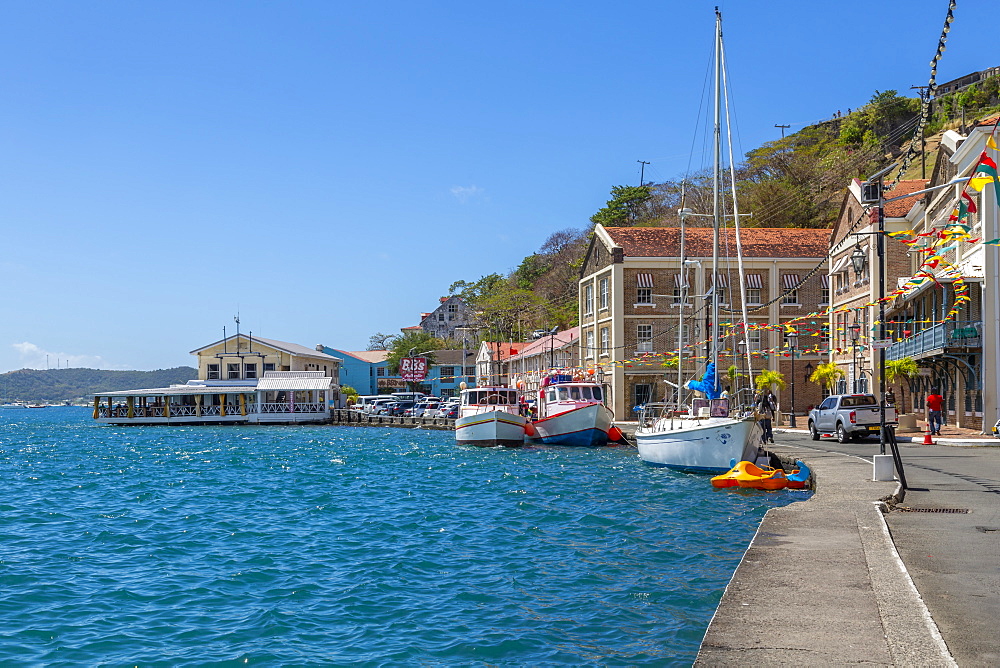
[400,357,428,382]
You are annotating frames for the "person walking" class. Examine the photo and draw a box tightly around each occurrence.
[756,390,776,444]
[926,389,944,435]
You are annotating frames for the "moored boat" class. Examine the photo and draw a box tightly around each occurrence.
[0,402,29,409]
[525,374,616,446]
[455,386,526,447]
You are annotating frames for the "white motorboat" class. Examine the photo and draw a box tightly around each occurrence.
[0,402,29,409]
[525,374,617,446]
[455,386,526,447]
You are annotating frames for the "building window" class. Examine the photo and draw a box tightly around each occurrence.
[782,289,798,305]
[448,303,458,315]
[584,285,594,315]
[440,366,455,379]
[208,363,220,380]
[244,363,257,379]
[438,312,445,322]
[586,330,595,358]
[636,287,652,304]
[600,327,609,355]
[263,363,275,372]
[637,324,653,352]
[746,287,762,305]
[599,278,609,310]
[634,383,653,407]
[748,329,762,351]
[821,286,829,304]
[376,367,386,377]
[465,366,476,377]
[227,363,240,379]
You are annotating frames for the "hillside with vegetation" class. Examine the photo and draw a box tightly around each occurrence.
[1,367,198,404]
[440,78,1000,341]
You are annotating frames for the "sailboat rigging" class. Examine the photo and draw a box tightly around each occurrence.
[634,8,761,471]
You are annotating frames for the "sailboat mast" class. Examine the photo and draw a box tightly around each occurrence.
[710,7,722,387]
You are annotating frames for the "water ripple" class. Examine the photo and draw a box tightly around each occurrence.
[0,408,806,665]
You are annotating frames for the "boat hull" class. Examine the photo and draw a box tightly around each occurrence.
[455,411,526,447]
[636,417,760,472]
[527,404,614,446]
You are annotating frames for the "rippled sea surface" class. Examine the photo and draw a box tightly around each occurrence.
[0,408,807,666]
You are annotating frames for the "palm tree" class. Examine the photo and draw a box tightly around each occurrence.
[809,362,844,394]
[754,369,786,392]
[885,357,919,413]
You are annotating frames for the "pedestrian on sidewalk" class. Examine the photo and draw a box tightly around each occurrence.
[926,388,944,435]
[755,390,775,444]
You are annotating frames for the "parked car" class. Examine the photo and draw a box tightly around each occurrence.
[409,401,440,417]
[439,404,459,419]
[807,394,898,443]
[390,400,417,416]
[368,399,396,415]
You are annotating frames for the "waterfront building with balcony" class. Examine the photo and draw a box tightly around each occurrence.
[880,123,998,431]
[827,178,929,398]
[93,334,342,425]
[579,225,831,420]
[509,326,581,394]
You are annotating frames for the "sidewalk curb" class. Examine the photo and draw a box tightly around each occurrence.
[773,427,999,446]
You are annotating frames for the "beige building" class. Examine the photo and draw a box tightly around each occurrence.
[191,334,342,384]
[579,225,831,420]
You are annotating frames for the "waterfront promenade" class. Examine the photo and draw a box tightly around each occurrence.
[695,429,999,666]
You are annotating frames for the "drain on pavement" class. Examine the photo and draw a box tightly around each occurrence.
[896,507,970,513]
[975,526,999,532]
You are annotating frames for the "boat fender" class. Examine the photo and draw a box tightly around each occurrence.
[524,422,536,437]
[607,426,622,442]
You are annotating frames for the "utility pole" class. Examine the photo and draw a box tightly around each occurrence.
[910,85,930,178]
[637,160,650,186]
[774,124,790,138]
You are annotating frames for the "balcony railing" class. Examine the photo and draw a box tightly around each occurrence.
[97,401,328,419]
[886,320,982,361]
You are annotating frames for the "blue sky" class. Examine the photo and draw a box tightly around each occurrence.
[0,0,989,372]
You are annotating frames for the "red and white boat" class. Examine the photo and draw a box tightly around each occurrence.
[455,386,526,447]
[525,375,619,446]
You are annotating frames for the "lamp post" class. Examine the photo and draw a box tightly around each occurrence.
[849,322,861,393]
[786,329,798,427]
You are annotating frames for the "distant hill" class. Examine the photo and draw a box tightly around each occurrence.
[0,367,198,404]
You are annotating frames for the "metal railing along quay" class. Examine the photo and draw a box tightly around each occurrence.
[885,320,981,361]
[329,408,456,431]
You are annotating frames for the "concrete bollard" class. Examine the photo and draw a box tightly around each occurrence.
[873,454,896,481]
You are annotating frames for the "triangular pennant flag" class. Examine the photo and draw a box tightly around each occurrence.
[962,190,978,213]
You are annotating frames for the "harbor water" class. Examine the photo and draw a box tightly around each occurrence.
[0,408,807,665]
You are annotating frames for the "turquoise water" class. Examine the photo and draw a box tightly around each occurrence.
[0,408,806,666]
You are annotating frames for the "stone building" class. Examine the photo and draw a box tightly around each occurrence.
[827,178,929,398]
[418,295,474,341]
[579,225,831,420]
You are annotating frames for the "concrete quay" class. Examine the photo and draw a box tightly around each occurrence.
[695,430,1000,666]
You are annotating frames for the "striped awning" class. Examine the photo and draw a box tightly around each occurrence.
[713,272,728,288]
[782,274,800,289]
[821,274,830,288]
[636,273,654,288]
[672,274,689,287]
[745,274,762,289]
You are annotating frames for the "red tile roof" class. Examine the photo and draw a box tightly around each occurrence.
[603,226,831,258]
[883,179,930,217]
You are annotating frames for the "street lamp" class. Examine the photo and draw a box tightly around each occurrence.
[786,329,798,427]
[850,243,868,279]
[849,322,861,393]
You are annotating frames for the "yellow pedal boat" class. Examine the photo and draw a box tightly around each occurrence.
[711,460,788,491]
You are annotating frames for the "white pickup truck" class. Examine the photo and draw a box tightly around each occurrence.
[808,394,898,443]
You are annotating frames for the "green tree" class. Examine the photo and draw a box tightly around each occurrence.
[367,332,396,351]
[755,369,787,392]
[885,357,919,413]
[342,385,359,404]
[809,362,844,391]
[385,332,445,375]
[590,185,653,227]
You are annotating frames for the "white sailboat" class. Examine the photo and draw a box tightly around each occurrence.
[635,9,760,472]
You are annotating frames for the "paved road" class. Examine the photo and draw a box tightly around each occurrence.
[773,432,1000,666]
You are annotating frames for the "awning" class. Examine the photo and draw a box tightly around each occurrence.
[782,274,801,289]
[637,273,654,288]
[672,274,688,287]
[830,256,850,274]
[257,377,334,391]
[714,272,728,288]
[821,274,829,288]
[745,274,762,289]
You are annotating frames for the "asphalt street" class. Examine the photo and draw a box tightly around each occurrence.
[772,431,1000,666]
